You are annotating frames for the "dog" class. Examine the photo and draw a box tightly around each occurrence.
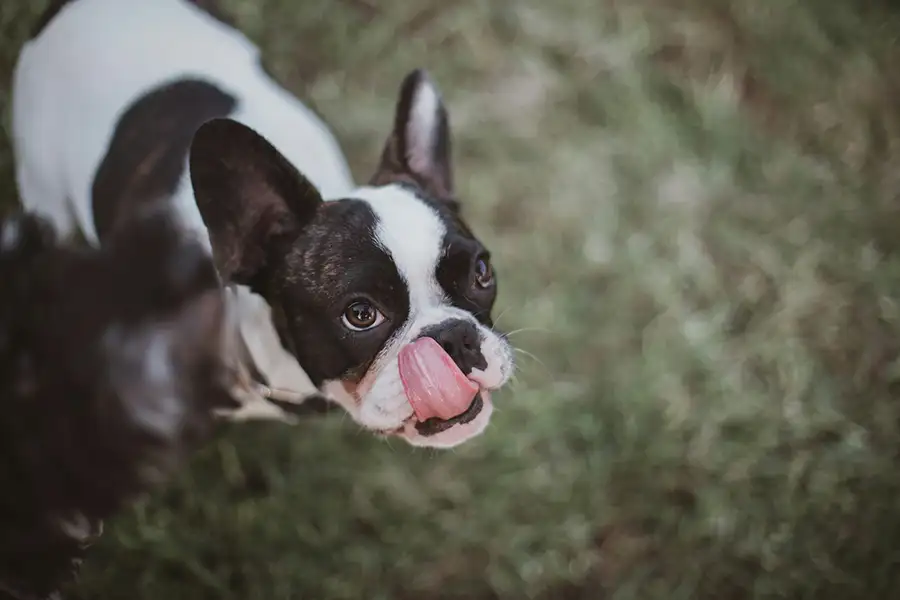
[0,206,244,600]
[12,0,515,448]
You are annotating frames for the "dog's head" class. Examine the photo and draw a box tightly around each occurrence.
[190,70,514,448]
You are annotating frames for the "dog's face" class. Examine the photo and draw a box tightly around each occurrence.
[190,70,514,447]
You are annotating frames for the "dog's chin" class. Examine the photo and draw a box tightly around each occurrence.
[395,391,494,449]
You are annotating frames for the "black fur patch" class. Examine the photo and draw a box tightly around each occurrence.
[435,227,497,328]
[92,79,237,241]
[268,394,335,416]
[271,199,411,386]
[30,0,76,39]
[0,209,235,599]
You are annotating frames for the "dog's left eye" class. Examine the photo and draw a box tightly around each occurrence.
[473,257,494,289]
[341,301,385,331]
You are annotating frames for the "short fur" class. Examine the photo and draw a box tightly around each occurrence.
[92,78,237,240]
[13,0,514,448]
[0,207,240,599]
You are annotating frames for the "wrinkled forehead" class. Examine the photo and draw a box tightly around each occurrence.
[351,184,447,304]
[299,185,478,307]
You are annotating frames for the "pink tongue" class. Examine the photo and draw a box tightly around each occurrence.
[398,337,479,421]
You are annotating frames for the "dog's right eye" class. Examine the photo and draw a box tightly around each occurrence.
[341,301,385,331]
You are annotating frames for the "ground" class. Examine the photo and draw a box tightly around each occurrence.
[3,0,900,598]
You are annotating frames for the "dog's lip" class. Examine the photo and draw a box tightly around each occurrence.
[467,371,492,389]
[367,370,500,437]
[411,389,490,436]
[401,374,499,433]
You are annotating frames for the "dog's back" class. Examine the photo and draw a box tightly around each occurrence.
[0,207,240,599]
[13,0,353,245]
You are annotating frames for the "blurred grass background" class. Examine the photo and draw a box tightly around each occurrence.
[5,0,900,598]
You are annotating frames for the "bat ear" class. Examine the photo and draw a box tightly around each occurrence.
[370,69,458,210]
[190,118,324,283]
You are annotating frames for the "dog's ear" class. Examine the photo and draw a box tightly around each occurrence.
[371,69,458,210]
[189,118,323,284]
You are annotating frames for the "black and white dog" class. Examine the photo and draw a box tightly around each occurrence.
[12,0,515,448]
[0,207,241,600]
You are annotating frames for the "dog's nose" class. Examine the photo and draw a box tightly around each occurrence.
[420,319,487,375]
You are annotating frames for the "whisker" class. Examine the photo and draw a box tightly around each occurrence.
[503,327,552,338]
[492,305,512,325]
[513,346,550,374]
[491,303,522,329]
[513,346,540,359]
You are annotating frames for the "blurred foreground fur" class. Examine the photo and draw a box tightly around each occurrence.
[0,208,237,599]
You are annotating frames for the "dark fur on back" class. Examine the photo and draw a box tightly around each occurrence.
[0,208,237,599]
[92,78,237,241]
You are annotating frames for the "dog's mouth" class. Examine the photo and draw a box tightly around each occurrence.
[413,391,486,436]
[337,336,502,441]
[396,336,492,437]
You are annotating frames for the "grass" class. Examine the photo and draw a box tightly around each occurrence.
[5,0,900,598]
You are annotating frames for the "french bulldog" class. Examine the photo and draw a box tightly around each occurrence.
[12,0,515,448]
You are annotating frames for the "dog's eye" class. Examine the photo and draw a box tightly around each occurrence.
[473,257,494,289]
[341,301,385,331]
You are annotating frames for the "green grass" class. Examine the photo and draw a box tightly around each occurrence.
[5,0,900,598]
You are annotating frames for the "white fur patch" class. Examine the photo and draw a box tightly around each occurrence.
[356,184,447,311]
[406,77,441,175]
